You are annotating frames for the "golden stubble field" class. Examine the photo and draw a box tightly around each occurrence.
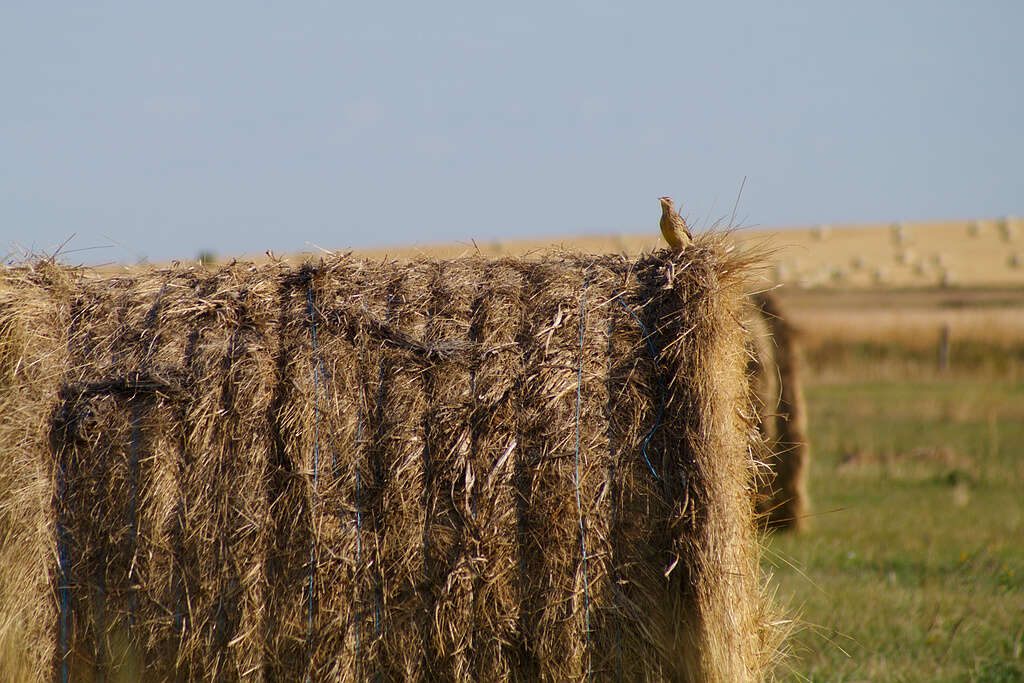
[117,216,1019,282]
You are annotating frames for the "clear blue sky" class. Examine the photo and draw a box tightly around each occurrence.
[3,2,1021,263]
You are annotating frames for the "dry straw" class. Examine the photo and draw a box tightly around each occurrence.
[747,292,810,532]
[1,237,778,681]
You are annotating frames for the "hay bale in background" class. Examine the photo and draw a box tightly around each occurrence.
[748,293,811,532]
[1,241,776,681]
[745,306,779,449]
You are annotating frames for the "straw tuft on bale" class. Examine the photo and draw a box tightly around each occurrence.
[1,237,778,681]
[747,292,811,532]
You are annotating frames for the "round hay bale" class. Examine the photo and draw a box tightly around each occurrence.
[890,222,909,245]
[0,242,780,681]
[999,218,1018,243]
[746,293,811,533]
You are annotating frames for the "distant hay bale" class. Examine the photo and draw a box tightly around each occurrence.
[890,222,908,245]
[1,243,777,681]
[743,307,779,445]
[746,293,810,532]
[895,248,914,266]
[999,218,1018,243]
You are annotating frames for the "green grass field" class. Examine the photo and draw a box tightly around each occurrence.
[766,378,1024,681]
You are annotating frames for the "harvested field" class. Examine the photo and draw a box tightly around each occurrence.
[0,240,778,681]
[776,287,1024,380]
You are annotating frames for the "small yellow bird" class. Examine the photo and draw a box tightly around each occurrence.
[658,196,693,251]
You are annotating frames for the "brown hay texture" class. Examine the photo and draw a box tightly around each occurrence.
[1,241,776,681]
[748,292,811,532]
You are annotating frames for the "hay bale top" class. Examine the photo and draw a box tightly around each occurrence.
[1,237,758,396]
[5,236,752,297]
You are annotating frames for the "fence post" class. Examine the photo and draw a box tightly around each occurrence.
[938,323,951,372]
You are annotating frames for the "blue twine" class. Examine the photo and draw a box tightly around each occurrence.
[373,298,393,659]
[354,338,365,675]
[173,504,184,635]
[422,442,431,568]
[306,284,321,661]
[616,296,665,482]
[365,295,393,681]
[129,402,139,595]
[129,401,140,681]
[56,314,81,683]
[606,316,624,682]
[574,272,594,682]
[56,458,70,683]
[374,590,382,682]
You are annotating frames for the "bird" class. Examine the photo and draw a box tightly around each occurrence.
[658,196,693,251]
